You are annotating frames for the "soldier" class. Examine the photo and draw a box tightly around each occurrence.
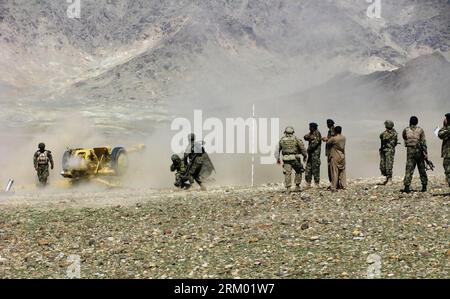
[323,119,336,183]
[184,133,207,191]
[170,154,190,189]
[275,126,308,193]
[402,116,428,193]
[379,120,398,185]
[304,122,322,188]
[438,113,450,188]
[325,126,346,192]
[33,142,54,186]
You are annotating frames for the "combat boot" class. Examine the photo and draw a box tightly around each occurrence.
[421,184,427,193]
[304,182,312,189]
[382,177,389,185]
[285,187,291,194]
[401,185,411,193]
[385,178,393,186]
[294,185,301,192]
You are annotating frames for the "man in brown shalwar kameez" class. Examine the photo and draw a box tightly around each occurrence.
[325,126,347,192]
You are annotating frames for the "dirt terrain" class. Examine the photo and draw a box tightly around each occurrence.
[0,176,448,279]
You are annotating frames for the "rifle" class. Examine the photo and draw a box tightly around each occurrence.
[420,143,435,171]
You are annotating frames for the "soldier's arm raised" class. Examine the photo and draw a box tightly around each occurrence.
[438,126,450,140]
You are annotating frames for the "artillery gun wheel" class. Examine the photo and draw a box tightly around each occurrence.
[62,150,71,171]
[111,147,128,176]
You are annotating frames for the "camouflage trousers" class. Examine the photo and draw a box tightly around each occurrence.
[380,150,395,178]
[188,156,203,186]
[36,164,49,185]
[444,158,450,187]
[403,150,428,187]
[282,160,304,188]
[305,154,320,184]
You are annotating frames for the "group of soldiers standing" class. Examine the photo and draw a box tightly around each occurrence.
[33,113,450,194]
[275,113,450,194]
[276,119,346,193]
[378,114,450,193]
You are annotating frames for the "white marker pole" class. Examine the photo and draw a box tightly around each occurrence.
[251,104,256,187]
[5,179,13,193]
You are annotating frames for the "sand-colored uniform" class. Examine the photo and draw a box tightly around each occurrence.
[438,125,450,187]
[276,134,307,188]
[325,127,336,182]
[327,134,346,191]
[304,130,322,184]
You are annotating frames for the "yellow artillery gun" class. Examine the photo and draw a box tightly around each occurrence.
[60,144,145,186]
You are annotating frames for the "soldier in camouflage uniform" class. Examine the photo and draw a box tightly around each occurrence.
[402,116,428,193]
[304,122,322,188]
[33,142,54,186]
[323,119,336,183]
[184,133,207,191]
[379,120,398,185]
[275,126,308,193]
[438,113,450,188]
[170,154,190,189]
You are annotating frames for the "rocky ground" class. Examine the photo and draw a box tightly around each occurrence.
[0,176,448,279]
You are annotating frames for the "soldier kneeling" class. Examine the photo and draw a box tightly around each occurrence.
[170,154,190,189]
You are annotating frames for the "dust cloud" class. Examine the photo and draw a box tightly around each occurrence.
[0,1,448,193]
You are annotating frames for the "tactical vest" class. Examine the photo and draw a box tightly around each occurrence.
[404,127,422,147]
[280,135,299,155]
[37,151,49,165]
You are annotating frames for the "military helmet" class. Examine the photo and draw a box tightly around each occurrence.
[284,126,295,134]
[171,154,181,162]
[384,120,394,129]
[38,142,45,150]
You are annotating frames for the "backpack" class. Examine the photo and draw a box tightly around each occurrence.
[37,151,49,165]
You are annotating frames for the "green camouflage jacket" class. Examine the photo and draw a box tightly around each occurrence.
[304,130,322,156]
[438,126,450,158]
[379,129,398,152]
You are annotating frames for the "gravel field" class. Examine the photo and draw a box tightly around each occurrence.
[0,177,448,279]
